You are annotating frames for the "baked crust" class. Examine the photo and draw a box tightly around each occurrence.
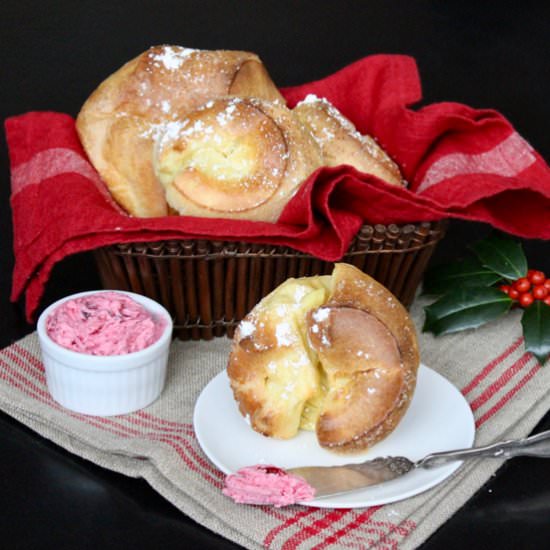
[155,97,323,221]
[294,95,404,187]
[76,45,284,217]
[227,263,419,453]
[311,263,419,451]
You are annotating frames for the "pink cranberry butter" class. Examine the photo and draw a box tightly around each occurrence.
[46,291,167,355]
[223,465,315,507]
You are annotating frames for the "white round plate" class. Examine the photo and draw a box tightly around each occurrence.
[193,364,475,508]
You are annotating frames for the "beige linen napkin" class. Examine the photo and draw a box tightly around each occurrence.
[1,297,548,550]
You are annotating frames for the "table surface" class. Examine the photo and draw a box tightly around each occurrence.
[1,2,549,549]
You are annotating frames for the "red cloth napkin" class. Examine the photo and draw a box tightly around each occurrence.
[6,54,550,322]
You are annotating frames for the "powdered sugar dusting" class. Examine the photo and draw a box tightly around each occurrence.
[297,94,363,142]
[150,45,196,70]
[239,320,256,339]
[296,93,401,177]
[275,322,296,346]
[312,307,330,323]
[300,93,322,105]
[153,96,294,203]
[216,100,240,126]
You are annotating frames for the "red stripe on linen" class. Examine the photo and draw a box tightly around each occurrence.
[280,509,354,550]
[309,507,380,550]
[137,410,193,428]
[361,519,417,549]
[476,359,540,428]
[1,344,431,546]
[107,420,220,479]
[469,352,532,412]
[461,337,524,395]
[11,343,46,372]
[9,346,220,478]
[3,348,46,382]
[261,505,321,525]
[4,335,534,548]
[377,518,417,537]
[11,345,196,438]
[271,338,527,549]
[263,508,320,549]
[0,357,132,438]
[112,413,194,437]
[6,344,44,369]
[134,415,195,435]
[2,350,223,485]
[145,436,224,487]
[11,345,195,434]
[153,435,224,481]
[328,520,415,550]
[260,507,296,522]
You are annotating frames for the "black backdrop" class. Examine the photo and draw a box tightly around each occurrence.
[1,2,550,549]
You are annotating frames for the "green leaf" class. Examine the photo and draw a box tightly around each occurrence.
[521,301,550,365]
[470,232,527,281]
[423,256,503,296]
[423,286,513,336]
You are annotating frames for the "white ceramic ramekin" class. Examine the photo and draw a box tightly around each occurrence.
[37,290,173,416]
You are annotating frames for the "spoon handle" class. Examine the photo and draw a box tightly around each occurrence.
[417,429,550,469]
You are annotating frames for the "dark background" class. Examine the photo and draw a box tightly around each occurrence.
[1,2,549,549]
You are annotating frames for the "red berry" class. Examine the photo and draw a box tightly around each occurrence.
[519,292,534,307]
[528,270,546,285]
[508,288,520,300]
[533,285,549,300]
[499,284,511,294]
[544,296,550,306]
[514,277,531,293]
[544,279,550,290]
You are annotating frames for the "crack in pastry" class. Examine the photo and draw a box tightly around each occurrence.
[228,276,330,438]
[227,263,419,453]
[307,305,404,451]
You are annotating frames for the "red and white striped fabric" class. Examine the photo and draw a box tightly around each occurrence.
[5,54,550,322]
[0,299,547,550]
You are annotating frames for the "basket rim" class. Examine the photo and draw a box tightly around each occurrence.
[94,220,448,260]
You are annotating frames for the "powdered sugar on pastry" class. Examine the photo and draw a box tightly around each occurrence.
[227,264,419,453]
[154,96,322,221]
[149,45,196,70]
[76,45,285,217]
[294,94,405,187]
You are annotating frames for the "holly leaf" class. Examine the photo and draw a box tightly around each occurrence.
[423,286,513,336]
[470,232,527,281]
[423,256,503,296]
[521,301,550,365]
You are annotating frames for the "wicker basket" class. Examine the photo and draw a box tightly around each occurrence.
[93,220,447,340]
